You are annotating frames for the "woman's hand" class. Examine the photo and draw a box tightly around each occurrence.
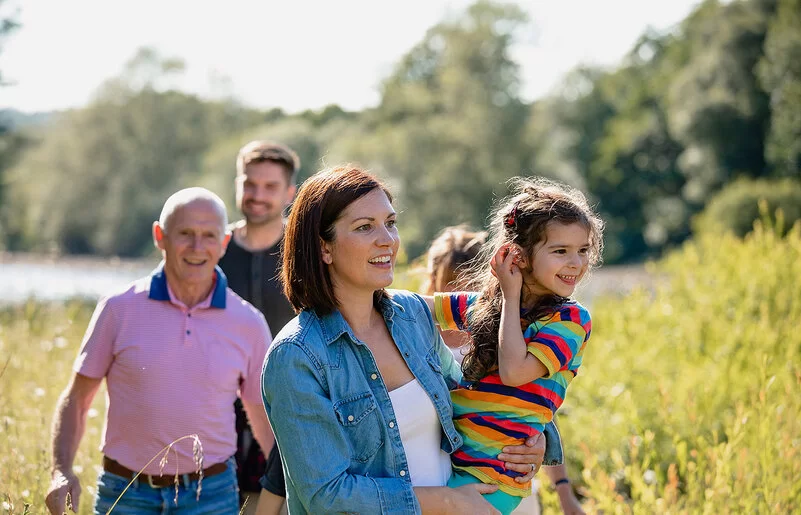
[497,431,546,482]
[446,484,501,515]
[490,244,523,300]
[417,484,500,515]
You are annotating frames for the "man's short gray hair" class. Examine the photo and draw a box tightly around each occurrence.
[158,187,228,236]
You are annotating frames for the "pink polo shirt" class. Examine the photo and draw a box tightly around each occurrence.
[73,266,272,475]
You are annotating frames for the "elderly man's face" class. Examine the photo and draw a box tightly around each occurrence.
[156,199,228,290]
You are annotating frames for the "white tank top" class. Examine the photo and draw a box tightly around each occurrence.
[388,379,452,487]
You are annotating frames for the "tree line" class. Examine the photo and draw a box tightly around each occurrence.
[1,0,799,263]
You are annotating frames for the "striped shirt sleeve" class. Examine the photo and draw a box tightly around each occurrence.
[525,303,591,378]
[433,292,479,332]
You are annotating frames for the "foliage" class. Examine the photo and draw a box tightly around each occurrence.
[692,177,801,237]
[758,0,801,176]
[3,50,264,256]
[0,299,104,515]
[3,224,800,512]
[541,218,801,513]
[3,0,800,263]
[335,0,532,257]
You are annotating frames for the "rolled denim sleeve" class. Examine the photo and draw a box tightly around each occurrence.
[542,420,564,466]
[262,341,419,514]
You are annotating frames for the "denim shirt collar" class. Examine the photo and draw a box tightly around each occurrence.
[316,292,405,346]
[148,262,228,309]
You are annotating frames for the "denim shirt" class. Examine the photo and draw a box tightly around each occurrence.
[262,289,562,515]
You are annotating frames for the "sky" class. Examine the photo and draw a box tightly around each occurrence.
[1,0,702,114]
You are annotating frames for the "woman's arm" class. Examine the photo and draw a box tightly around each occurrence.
[263,342,416,514]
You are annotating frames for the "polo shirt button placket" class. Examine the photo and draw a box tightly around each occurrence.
[185,310,192,340]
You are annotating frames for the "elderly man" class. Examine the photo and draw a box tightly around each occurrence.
[45,188,273,515]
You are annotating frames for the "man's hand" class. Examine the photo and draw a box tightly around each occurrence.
[498,431,546,482]
[557,485,586,515]
[45,469,81,515]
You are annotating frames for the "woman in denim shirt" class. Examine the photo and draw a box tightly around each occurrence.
[261,166,562,514]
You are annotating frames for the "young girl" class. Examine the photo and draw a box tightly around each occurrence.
[433,178,604,514]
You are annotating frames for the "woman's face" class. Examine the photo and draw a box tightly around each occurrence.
[321,188,400,299]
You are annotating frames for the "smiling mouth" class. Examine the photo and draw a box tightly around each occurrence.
[184,258,207,266]
[557,274,578,283]
[368,256,392,264]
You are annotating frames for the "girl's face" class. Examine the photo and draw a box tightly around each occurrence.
[521,222,591,299]
[321,188,400,300]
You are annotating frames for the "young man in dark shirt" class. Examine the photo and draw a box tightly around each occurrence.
[218,140,299,515]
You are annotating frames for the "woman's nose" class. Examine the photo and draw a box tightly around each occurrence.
[376,226,394,246]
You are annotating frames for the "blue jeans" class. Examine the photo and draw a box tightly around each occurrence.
[93,457,239,515]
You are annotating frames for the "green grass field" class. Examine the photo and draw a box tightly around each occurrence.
[2,216,800,514]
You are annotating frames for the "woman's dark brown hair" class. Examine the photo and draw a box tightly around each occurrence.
[461,177,605,383]
[281,165,393,314]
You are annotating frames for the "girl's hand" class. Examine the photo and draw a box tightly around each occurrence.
[490,244,523,299]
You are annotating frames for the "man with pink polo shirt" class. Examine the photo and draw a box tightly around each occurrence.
[45,188,273,515]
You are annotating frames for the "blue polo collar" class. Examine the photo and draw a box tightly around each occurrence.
[148,262,228,309]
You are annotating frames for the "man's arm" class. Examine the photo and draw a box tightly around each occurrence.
[45,373,103,515]
[242,399,275,455]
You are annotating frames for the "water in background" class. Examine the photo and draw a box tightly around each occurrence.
[0,254,650,306]
[0,257,157,303]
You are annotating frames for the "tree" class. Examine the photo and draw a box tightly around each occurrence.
[0,0,23,249]
[342,1,531,257]
[5,48,263,256]
[758,0,801,176]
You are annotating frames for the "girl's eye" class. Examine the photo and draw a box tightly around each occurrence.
[579,247,590,254]
[554,249,566,254]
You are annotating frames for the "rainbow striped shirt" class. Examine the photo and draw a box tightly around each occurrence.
[434,292,591,497]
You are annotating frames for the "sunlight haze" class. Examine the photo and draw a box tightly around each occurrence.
[2,0,701,113]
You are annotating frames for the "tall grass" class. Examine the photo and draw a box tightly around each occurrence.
[539,214,801,513]
[1,299,104,514]
[2,215,799,513]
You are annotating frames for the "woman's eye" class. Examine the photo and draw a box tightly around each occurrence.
[386,219,397,228]
[554,249,566,254]
[356,224,371,232]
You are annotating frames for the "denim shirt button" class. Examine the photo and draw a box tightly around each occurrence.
[347,415,354,422]
[404,352,410,357]
[434,394,439,399]
[399,470,406,477]
[389,421,395,428]
[370,373,378,380]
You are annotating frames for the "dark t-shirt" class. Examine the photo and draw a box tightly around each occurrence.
[218,234,296,338]
[218,230,296,494]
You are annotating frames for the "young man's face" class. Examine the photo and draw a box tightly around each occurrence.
[235,161,296,226]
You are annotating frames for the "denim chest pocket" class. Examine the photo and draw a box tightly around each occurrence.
[333,392,384,463]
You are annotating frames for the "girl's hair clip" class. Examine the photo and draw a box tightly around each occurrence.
[504,203,518,228]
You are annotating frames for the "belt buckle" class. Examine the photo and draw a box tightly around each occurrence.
[147,474,166,489]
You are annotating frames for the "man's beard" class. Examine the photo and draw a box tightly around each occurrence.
[243,203,283,226]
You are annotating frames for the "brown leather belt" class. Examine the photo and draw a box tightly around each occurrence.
[103,456,228,488]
